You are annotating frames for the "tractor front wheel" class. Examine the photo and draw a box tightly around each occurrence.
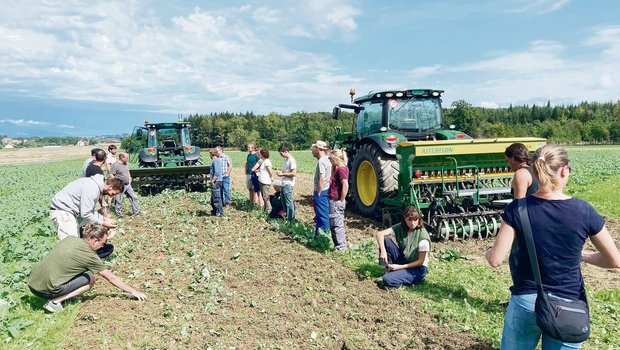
[350,143,399,218]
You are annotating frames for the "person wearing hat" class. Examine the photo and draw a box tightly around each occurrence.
[311,140,332,237]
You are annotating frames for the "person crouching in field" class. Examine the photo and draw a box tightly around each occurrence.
[375,206,430,287]
[328,149,349,252]
[28,224,146,313]
[50,174,123,240]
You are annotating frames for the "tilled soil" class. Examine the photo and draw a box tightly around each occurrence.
[65,167,619,349]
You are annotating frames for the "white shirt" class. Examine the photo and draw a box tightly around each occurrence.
[106,153,117,167]
[281,156,297,187]
[258,159,272,185]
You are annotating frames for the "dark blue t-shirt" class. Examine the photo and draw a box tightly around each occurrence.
[502,196,604,299]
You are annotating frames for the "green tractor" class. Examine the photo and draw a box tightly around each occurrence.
[126,121,210,194]
[332,88,545,240]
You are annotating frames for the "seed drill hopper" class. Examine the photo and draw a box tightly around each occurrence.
[127,121,210,194]
[332,88,546,240]
[384,137,545,241]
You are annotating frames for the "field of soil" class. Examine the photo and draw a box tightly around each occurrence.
[58,165,620,349]
[0,145,102,165]
[5,147,616,349]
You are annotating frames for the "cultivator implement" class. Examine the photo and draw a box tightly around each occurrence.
[383,137,546,240]
[129,166,210,195]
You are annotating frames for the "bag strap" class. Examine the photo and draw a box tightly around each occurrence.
[517,198,546,295]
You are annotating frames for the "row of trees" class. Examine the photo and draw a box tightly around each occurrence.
[11,99,619,150]
[183,111,355,150]
[183,100,620,150]
[447,100,620,144]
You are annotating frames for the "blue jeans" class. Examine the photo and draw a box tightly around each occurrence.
[501,294,583,350]
[221,176,230,205]
[211,181,223,216]
[280,185,295,221]
[313,190,329,236]
[379,237,427,287]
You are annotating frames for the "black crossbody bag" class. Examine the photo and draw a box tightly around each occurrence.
[518,199,590,343]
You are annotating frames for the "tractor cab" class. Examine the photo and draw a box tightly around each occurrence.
[128,121,202,168]
[333,89,471,148]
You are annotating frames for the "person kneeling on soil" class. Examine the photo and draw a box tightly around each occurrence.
[375,206,430,288]
[268,180,284,219]
[28,224,146,313]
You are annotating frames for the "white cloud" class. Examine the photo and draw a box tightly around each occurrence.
[507,0,570,15]
[57,124,75,128]
[409,65,442,78]
[0,1,362,115]
[251,7,282,24]
[480,101,500,108]
[403,26,620,108]
[0,119,49,126]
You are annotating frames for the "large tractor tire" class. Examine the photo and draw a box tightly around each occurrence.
[350,143,399,218]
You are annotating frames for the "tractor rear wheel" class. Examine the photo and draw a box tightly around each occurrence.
[350,143,399,218]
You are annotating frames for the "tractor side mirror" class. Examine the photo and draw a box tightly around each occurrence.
[136,129,143,138]
[332,106,341,120]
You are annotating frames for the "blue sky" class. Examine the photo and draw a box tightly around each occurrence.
[1,0,620,137]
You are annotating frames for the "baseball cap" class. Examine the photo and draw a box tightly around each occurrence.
[311,140,329,150]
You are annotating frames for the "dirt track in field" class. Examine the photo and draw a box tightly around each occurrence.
[64,167,498,349]
[61,165,620,349]
[2,146,616,348]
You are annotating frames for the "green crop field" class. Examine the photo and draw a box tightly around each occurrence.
[1,145,619,349]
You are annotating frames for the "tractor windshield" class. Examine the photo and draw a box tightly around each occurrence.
[388,97,443,132]
[157,128,182,149]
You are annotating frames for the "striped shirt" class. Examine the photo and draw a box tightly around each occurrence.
[219,154,232,177]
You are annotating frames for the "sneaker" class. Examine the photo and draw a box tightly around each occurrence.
[43,300,63,313]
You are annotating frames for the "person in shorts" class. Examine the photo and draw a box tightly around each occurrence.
[28,224,146,313]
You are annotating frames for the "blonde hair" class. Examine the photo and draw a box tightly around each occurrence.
[532,144,569,191]
[82,224,109,240]
[329,149,348,166]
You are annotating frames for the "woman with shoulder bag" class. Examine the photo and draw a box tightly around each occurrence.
[486,144,620,349]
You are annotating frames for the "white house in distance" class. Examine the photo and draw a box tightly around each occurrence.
[77,139,89,146]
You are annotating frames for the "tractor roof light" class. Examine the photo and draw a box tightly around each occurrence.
[432,91,440,97]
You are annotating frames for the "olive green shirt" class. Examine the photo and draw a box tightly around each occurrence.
[390,223,431,263]
[28,237,107,294]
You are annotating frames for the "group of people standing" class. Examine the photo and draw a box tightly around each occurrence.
[240,140,350,252]
[29,145,146,313]
[26,140,620,350]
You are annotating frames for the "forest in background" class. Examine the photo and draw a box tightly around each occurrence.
[5,100,620,150]
[183,100,620,150]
